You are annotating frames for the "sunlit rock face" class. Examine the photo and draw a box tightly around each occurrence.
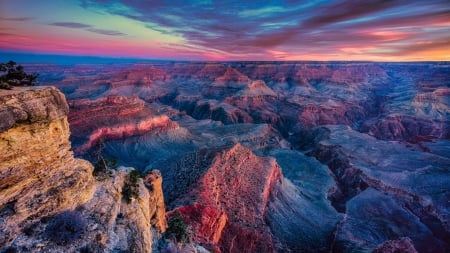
[0,87,166,252]
[68,95,179,153]
[9,167,167,253]
[0,86,95,248]
[169,144,281,253]
[32,62,450,252]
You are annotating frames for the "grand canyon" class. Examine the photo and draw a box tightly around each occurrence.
[1,0,450,252]
[1,61,448,252]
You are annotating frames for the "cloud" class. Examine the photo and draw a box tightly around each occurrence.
[49,21,126,36]
[341,9,450,30]
[50,22,91,28]
[0,32,16,37]
[79,0,450,59]
[378,37,450,56]
[86,28,126,36]
[0,17,33,22]
[300,0,409,28]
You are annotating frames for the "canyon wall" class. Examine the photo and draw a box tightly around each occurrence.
[0,86,166,252]
[26,62,450,252]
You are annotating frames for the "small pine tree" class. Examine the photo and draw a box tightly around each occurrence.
[166,210,189,243]
[91,139,118,179]
[122,170,140,204]
[0,61,38,89]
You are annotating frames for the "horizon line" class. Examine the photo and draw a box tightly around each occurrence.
[1,51,449,64]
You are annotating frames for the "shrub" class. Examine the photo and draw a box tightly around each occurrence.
[90,139,118,179]
[44,210,87,245]
[0,61,38,89]
[122,170,140,204]
[93,157,118,177]
[166,210,189,243]
[128,170,140,185]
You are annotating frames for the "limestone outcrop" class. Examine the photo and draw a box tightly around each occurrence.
[0,86,95,247]
[0,86,166,252]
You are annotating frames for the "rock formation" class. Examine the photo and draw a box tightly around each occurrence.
[0,86,95,248]
[306,125,450,252]
[0,86,166,252]
[68,95,179,153]
[170,144,281,252]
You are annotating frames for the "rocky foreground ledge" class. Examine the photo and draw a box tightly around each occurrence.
[0,86,166,252]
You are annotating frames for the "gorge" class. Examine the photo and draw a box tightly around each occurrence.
[1,61,449,252]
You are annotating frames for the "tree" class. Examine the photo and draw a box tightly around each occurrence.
[0,61,38,89]
[122,169,141,204]
[91,139,118,179]
[166,210,189,243]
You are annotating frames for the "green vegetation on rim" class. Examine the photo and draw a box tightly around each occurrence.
[0,61,38,89]
[122,170,140,204]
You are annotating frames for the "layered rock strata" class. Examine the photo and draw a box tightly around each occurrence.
[0,86,95,247]
[68,95,179,153]
[171,144,282,252]
[27,62,450,252]
[0,87,166,252]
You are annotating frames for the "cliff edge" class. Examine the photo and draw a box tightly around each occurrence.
[0,86,166,252]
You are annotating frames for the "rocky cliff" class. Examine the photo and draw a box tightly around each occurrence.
[68,95,179,154]
[0,86,166,252]
[170,144,281,253]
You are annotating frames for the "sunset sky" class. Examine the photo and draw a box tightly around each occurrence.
[1,0,449,61]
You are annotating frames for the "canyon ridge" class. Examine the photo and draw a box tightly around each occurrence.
[1,61,449,252]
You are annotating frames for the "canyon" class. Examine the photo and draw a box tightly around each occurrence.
[1,61,449,252]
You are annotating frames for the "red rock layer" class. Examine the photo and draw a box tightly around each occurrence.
[68,95,179,153]
[367,114,448,142]
[214,67,250,83]
[172,144,282,253]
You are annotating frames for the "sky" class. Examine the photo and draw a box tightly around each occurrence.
[0,0,449,61]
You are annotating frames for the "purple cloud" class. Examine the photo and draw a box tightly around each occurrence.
[0,17,33,22]
[49,21,126,36]
[86,28,126,36]
[50,22,92,28]
[80,0,450,57]
[301,0,409,28]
